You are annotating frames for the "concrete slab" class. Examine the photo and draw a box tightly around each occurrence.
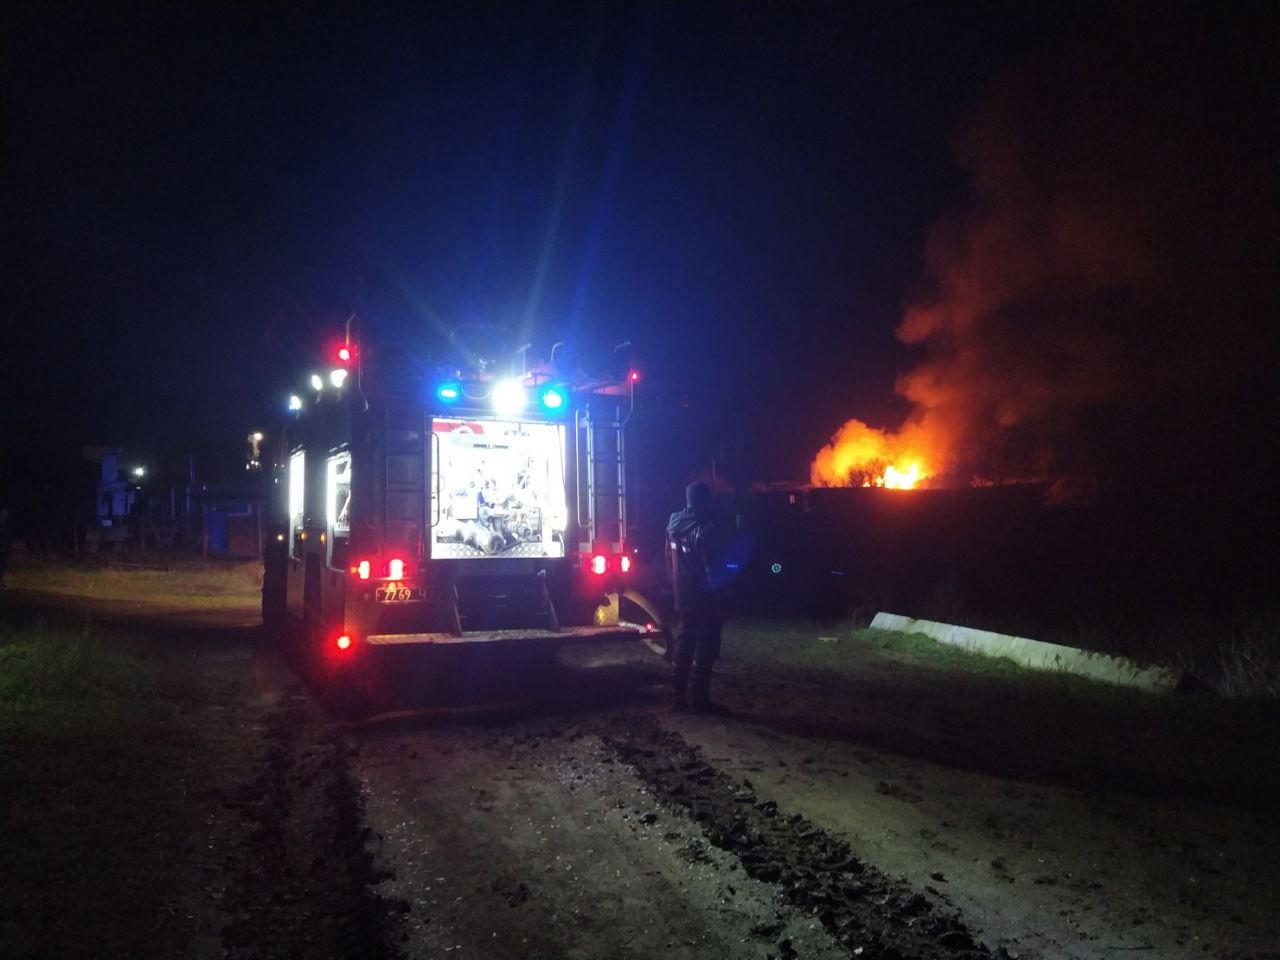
[869,612,1182,692]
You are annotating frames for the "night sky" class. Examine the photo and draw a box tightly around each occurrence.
[3,2,1276,500]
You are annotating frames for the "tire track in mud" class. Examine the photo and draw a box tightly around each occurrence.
[221,692,408,960]
[602,714,1014,960]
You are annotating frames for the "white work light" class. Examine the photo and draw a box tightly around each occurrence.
[330,368,348,388]
[310,373,324,392]
[491,378,526,416]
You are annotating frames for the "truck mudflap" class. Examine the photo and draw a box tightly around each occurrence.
[364,623,659,646]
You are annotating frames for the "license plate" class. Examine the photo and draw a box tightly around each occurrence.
[375,584,423,603]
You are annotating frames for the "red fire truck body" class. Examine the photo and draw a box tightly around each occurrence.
[262,353,663,661]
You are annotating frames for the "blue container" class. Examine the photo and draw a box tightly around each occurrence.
[206,509,230,556]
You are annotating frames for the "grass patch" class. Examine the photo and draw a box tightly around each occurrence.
[7,554,261,604]
[809,625,1035,679]
[850,579,1280,700]
[721,619,1029,680]
[849,626,1028,672]
[0,619,160,736]
[725,619,1029,677]
[723,619,1161,704]
[0,619,199,958]
[1140,606,1280,699]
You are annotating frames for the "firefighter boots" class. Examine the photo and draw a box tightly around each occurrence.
[689,665,729,716]
[672,664,690,711]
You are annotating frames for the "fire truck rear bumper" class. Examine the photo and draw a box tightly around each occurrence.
[363,624,655,646]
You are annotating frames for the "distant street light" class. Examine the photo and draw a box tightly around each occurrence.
[246,431,265,472]
[133,466,146,478]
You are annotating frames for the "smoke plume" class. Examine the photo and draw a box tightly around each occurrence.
[814,10,1277,489]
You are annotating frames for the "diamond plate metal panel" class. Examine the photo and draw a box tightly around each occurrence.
[431,541,564,560]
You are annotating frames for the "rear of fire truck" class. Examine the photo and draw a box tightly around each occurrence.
[261,336,664,694]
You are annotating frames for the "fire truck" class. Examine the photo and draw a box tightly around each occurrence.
[261,333,667,692]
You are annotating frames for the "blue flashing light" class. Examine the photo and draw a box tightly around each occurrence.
[725,562,741,571]
[436,382,462,403]
[538,385,569,413]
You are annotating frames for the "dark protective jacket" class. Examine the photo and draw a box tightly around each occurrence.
[666,505,719,613]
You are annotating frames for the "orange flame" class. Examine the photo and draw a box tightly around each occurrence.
[881,463,921,489]
[810,419,936,490]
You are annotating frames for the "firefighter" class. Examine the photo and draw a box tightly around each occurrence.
[666,481,727,714]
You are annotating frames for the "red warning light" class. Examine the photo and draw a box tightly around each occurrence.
[336,344,355,363]
[336,634,352,650]
[586,554,609,576]
[629,369,640,382]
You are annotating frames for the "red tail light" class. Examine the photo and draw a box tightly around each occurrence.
[619,555,632,574]
[585,554,608,576]
[351,558,412,580]
[336,634,352,650]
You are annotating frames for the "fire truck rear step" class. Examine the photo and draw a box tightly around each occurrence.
[365,625,648,646]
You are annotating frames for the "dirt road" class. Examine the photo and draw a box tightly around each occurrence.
[5,585,1279,959]
[344,639,1279,960]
